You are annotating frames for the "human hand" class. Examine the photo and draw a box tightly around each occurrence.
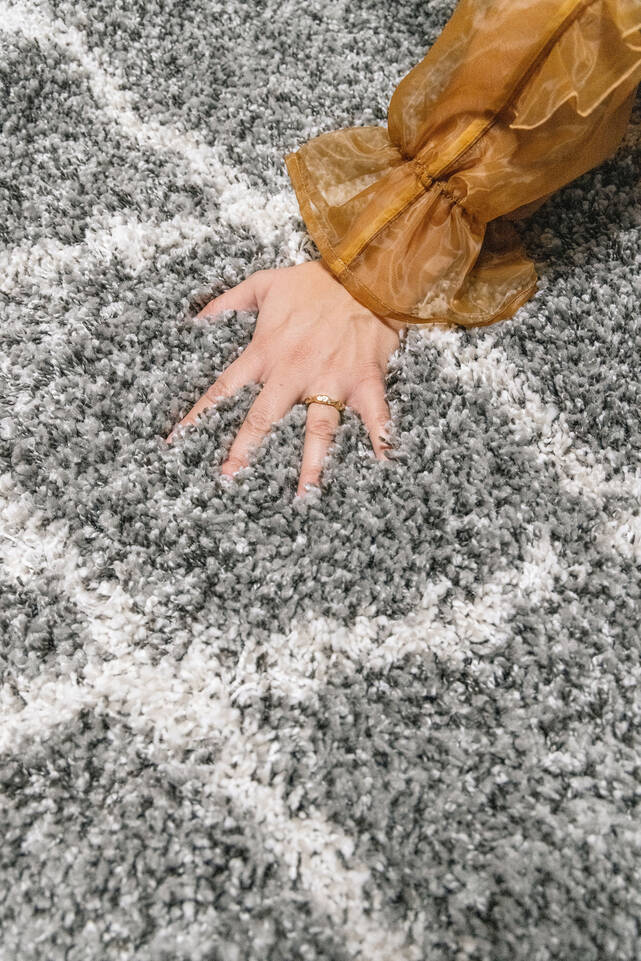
[165,260,405,497]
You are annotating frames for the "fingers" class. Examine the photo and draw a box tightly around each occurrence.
[296,400,341,498]
[165,349,262,443]
[220,378,299,477]
[195,269,271,320]
[349,366,395,460]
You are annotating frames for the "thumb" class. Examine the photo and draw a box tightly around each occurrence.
[196,269,272,320]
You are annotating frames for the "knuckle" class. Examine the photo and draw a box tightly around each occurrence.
[242,337,261,358]
[238,341,265,376]
[205,378,232,402]
[375,416,393,438]
[243,408,273,436]
[352,362,383,389]
[307,417,336,443]
[286,342,311,368]
[224,454,247,472]
[357,359,383,376]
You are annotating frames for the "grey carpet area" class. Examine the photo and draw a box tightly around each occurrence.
[1,0,641,959]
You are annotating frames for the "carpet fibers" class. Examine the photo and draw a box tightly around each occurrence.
[1,1,641,959]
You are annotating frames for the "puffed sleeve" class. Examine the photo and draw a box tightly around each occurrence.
[284,0,641,328]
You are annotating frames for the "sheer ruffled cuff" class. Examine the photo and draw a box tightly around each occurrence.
[285,127,539,327]
[284,0,641,328]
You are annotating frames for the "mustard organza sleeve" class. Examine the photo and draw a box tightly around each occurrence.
[284,0,641,328]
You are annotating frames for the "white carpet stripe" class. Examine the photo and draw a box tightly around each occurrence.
[0,469,568,713]
[0,475,623,956]
[1,207,310,297]
[0,477,567,755]
[1,4,637,955]
[0,470,625,734]
[1,3,303,252]
[0,477,146,655]
[423,324,641,503]
[227,527,564,703]
[596,511,641,563]
[0,635,424,959]
[0,213,218,293]
[0,479,422,961]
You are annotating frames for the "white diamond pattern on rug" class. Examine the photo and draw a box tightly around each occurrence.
[2,1,641,959]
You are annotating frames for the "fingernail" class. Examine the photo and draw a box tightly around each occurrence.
[297,482,319,498]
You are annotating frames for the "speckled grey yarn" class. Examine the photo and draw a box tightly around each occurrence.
[1,1,640,960]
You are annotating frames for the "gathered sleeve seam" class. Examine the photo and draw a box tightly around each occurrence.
[286,146,476,278]
[410,159,479,221]
[318,0,603,271]
[285,148,539,326]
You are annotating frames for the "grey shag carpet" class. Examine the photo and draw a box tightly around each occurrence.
[1,1,641,959]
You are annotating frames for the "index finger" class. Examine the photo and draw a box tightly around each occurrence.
[165,350,261,443]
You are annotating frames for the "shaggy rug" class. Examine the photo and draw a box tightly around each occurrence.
[1,0,640,958]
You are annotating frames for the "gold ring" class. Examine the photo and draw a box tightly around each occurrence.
[303,394,346,413]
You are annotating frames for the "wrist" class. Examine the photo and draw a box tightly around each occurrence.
[379,316,407,334]
[316,258,407,334]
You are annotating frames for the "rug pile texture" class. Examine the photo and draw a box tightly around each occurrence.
[1,0,641,958]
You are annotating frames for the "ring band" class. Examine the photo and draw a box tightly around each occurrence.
[303,394,346,413]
